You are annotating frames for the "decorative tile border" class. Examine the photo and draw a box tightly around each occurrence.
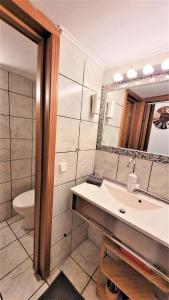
[97,72,169,163]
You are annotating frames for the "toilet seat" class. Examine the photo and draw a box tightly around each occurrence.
[13,189,35,215]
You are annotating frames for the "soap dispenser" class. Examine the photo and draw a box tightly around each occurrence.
[127,172,139,192]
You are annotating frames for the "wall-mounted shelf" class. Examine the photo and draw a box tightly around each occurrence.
[96,238,169,300]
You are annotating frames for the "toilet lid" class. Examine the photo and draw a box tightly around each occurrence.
[13,189,35,208]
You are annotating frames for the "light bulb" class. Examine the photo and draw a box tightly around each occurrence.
[127,68,137,79]
[161,58,169,70]
[113,73,123,82]
[143,64,154,75]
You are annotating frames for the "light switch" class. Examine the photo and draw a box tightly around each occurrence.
[59,162,68,172]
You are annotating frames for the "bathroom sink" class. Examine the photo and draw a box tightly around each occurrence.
[71,179,169,248]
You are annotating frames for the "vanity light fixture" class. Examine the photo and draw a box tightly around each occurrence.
[143,64,154,75]
[91,93,100,114]
[113,73,123,82]
[161,58,169,71]
[106,100,115,118]
[127,68,137,79]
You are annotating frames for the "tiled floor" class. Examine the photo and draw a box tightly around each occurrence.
[0,217,100,300]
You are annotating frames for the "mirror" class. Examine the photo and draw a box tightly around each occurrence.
[101,79,169,156]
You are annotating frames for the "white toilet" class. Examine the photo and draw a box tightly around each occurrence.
[13,189,35,230]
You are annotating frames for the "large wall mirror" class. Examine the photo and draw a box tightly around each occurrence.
[98,73,169,159]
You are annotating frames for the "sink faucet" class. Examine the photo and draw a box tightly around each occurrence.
[126,157,136,173]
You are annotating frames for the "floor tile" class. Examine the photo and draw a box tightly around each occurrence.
[60,257,90,293]
[0,240,28,279]
[29,283,48,300]
[82,279,100,300]
[7,214,23,225]
[71,239,99,276]
[19,230,34,255]
[0,220,7,229]
[46,267,60,285]
[0,225,16,250]
[92,268,99,282]
[0,258,43,300]
[10,218,30,238]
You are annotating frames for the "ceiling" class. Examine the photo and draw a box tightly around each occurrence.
[130,81,169,98]
[31,0,169,69]
[0,20,37,79]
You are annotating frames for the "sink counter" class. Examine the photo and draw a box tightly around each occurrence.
[71,180,169,249]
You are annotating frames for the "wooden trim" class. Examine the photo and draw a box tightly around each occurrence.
[143,94,169,103]
[0,0,60,279]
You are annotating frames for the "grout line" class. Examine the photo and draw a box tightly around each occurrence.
[8,74,13,220]
[27,282,46,300]
[115,154,120,180]
[0,254,30,281]
[56,148,96,154]
[57,114,99,124]
[147,161,153,191]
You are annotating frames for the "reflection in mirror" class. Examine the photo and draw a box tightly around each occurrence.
[102,80,169,155]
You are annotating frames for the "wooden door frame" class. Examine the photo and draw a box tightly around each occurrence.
[0,0,60,279]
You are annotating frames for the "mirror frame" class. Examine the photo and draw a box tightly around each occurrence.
[0,0,60,279]
[97,72,169,163]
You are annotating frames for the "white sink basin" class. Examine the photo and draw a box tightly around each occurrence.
[71,179,169,248]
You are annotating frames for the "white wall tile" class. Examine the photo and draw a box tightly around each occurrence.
[95,150,118,180]
[9,92,32,118]
[148,162,169,200]
[51,210,72,246]
[0,201,11,222]
[56,117,80,152]
[11,159,31,180]
[76,150,95,178]
[0,182,11,204]
[58,75,82,119]
[0,68,8,90]
[116,155,131,184]
[59,36,85,84]
[0,139,10,161]
[84,57,103,92]
[0,115,10,138]
[81,87,99,123]
[9,73,32,97]
[0,89,9,115]
[50,234,71,271]
[135,158,152,190]
[0,161,11,183]
[54,152,77,186]
[53,181,75,217]
[79,121,98,150]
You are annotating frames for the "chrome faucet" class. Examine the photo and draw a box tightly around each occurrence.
[126,157,136,172]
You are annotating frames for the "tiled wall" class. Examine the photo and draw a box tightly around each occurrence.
[95,150,169,200]
[50,35,103,271]
[0,68,36,222]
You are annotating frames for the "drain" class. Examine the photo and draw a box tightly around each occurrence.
[138,199,142,203]
[119,208,126,214]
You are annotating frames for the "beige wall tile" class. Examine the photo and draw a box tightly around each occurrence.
[95,150,118,180]
[0,161,10,183]
[56,117,80,152]
[0,68,8,90]
[71,222,88,252]
[117,155,131,184]
[60,257,90,293]
[84,57,103,92]
[76,176,88,185]
[53,181,75,217]
[59,36,85,84]
[135,158,152,190]
[58,75,82,119]
[0,115,9,138]
[0,258,43,300]
[81,87,99,123]
[0,139,10,161]
[0,181,11,204]
[54,152,77,186]
[148,162,169,200]
[9,92,32,118]
[51,210,72,246]
[0,89,9,115]
[79,121,98,150]
[0,201,11,222]
[11,159,31,180]
[11,139,32,160]
[9,73,32,97]
[12,176,32,199]
[50,234,71,271]
[76,150,95,178]
[10,117,32,139]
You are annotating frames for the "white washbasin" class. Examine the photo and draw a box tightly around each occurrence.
[71,179,169,248]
